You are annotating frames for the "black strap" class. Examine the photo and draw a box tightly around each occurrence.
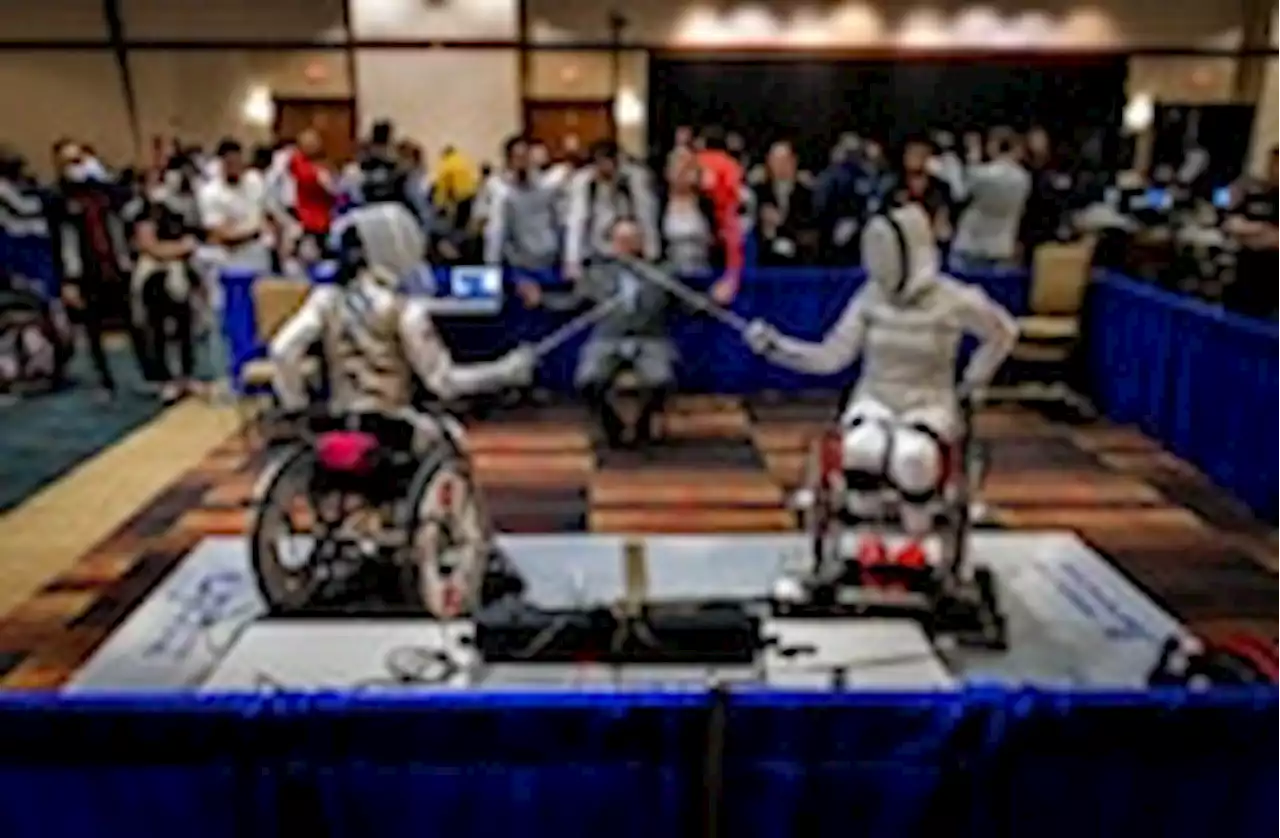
[875,210,911,297]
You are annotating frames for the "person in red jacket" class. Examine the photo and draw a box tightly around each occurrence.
[288,129,335,260]
[694,126,744,303]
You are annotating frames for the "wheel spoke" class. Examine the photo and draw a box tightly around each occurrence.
[411,463,488,616]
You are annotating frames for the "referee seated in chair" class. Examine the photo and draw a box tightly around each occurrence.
[540,218,679,449]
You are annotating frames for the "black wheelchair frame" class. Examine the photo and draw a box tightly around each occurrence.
[0,288,74,394]
[782,396,1007,650]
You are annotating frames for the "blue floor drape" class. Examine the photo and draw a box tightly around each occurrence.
[1087,275,1279,521]
[1,690,1275,838]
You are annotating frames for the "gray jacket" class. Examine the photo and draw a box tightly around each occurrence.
[483,175,560,269]
[952,158,1031,260]
[576,257,680,340]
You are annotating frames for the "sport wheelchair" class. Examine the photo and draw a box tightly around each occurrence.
[778,395,1008,649]
[248,408,522,616]
[0,285,73,395]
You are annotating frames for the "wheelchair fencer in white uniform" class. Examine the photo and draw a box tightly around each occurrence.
[255,203,535,617]
[746,203,1019,567]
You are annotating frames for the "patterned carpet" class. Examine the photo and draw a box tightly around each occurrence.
[0,347,164,513]
[0,394,1275,689]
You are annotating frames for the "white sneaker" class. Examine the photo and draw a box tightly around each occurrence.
[790,488,816,510]
[772,576,806,603]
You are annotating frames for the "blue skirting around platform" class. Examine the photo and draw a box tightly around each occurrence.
[1087,275,1279,521]
[0,689,1275,838]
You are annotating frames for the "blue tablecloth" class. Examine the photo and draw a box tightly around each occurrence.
[0,232,59,299]
[219,265,1030,396]
[0,689,1274,838]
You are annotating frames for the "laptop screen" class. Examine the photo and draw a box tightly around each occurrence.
[449,266,503,302]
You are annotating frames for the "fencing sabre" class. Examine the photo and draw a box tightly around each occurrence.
[612,255,753,335]
[528,292,631,359]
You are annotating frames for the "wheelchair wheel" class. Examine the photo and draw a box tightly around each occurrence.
[0,293,71,394]
[248,444,328,611]
[401,450,492,618]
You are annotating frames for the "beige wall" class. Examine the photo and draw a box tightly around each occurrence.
[0,0,112,167]
[129,51,352,150]
[1249,58,1278,175]
[528,51,650,155]
[0,0,108,40]
[118,0,346,41]
[356,49,521,163]
[348,1,520,160]
[119,0,353,152]
[1127,58,1249,105]
[0,52,133,177]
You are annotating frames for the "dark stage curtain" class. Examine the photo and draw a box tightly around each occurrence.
[648,57,1127,170]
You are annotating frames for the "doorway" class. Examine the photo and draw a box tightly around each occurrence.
[524,101,615,159]
[274,97,357,164]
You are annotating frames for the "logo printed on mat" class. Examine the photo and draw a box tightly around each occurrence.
[1041,560,1155,643]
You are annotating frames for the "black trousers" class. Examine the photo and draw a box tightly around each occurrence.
[138,268,196,383]
[582,379,671,448]
[70,277,117,391]
[1224,251,1279,320]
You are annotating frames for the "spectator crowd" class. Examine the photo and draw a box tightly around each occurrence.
[1,116,1276,403]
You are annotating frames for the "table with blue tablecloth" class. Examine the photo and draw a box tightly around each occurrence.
[218,265,1031,396]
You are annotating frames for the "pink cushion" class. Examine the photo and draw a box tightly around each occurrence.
[315,431,380,475]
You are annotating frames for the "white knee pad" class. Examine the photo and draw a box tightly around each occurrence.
[842,419,891,478]
[886,428,945,503]
[840,399,894,479]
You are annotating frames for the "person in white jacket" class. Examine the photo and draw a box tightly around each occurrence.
[745,202,1018,557]
[948,131,1032,272]
[562,140,658,279]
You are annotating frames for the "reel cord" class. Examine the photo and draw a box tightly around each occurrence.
[353,645,464,689]
[251,644,466,692]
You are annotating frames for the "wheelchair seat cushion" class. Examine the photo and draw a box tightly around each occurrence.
[316,430,381,475]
